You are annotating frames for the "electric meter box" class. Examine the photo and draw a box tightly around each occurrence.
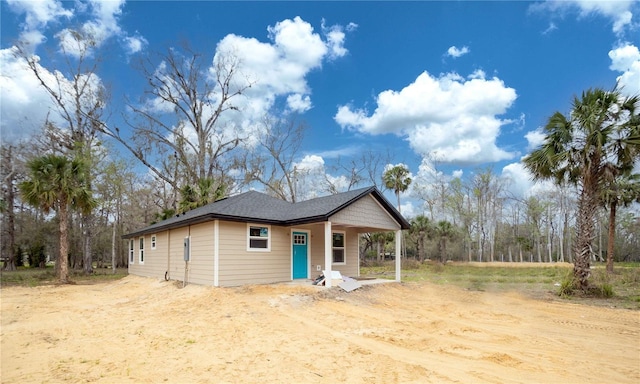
[183,237,190,261]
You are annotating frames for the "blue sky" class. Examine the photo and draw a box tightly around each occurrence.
[2,1,639,217]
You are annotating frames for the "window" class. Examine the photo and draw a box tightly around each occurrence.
[332,231,345,264]
[129,239,134,264]
[151,235,157,250]
[248,224,270,251]
[139,237,145,264]
[293,233,306,245]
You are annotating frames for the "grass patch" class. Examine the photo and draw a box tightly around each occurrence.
[0,266,129,287]
[361,261,640,310]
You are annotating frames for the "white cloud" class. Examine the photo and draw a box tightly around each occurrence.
[295,154,325,172]
[143,16,352,152]
[5,0,73,51]
[501,160,557,199]
[531,0,637,34]
[292,154,328,200]
[609,43,640,96]
[55,28,92,57]
[501,162,533,198]
[6,0,145,57]
[55,0,126,57]
[123,33,148,55]
[0,49,61,141]
[446,45,470,58]
[196,17,352,136]
[266,17,329,69]
[6,0,73,28]
[18,30,47,48]
[0,47,105,142]
[313,145,361,159]
[542,22,558,35]
[325,174,351,192]
[525,128,546,151]
[400,201,416,219]
[321,19,354,59]
[335,70,517,164]
[286,93,312,113]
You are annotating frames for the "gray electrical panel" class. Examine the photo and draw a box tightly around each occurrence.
[183,237,190,261]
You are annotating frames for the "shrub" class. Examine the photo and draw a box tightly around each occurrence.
[28,243,47,268]
[402,258,422,270]
[597,283,614,297]
[14,245,24,267]
[558,273,576,297]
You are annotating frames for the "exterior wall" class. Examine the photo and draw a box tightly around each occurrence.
[166,227,189,282]
[306,223,323,278]
[186,222,215,285]
[329,195,401,231]
[218,221,291,287]
[128,232,167,280]
[128,224,215,285]
[307,224,359,279]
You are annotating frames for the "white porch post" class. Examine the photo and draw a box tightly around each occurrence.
[213,220,219,287]
[324,221,333,288]
[395,229,402,282]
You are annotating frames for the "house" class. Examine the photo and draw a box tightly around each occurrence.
[123,186,410,287]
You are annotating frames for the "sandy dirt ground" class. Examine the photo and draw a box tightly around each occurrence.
[1,275,639,383]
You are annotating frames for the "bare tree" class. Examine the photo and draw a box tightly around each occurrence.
[108,45,253,202]
[17,30,106,274]
[326,150,392,194]
[471,168,507,262]
[242,115,306,202]
[413,157,451,221]
[447,177,475,261]
[1,145,19,270]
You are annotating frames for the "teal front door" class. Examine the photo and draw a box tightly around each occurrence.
[292,232,308,279]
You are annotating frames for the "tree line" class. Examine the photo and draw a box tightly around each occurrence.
[1,30,639,291]
[362,88,640,294]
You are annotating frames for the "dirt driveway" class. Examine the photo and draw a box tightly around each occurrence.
[1,276,638,383]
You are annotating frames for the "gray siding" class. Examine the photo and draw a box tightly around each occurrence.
[330,195,401,231]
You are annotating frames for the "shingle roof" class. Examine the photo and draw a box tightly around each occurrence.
[123,186,409,238]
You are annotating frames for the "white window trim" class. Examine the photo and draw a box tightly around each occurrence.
[138,236,145,264]
[151,234,157,250]
[129,239,134,264]
[247,223,271,252]
[332,230,346,265]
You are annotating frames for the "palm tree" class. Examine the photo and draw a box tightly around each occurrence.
[382,164,412,214]
[179,177,226,213]
[435,220,456,264]
[383,164,412,259]
[370,231,394,262]
[19,155,95,283]
[410,215,432,262]
[601,174,640,273]
[152,208,177,224]
[523,88,639,290]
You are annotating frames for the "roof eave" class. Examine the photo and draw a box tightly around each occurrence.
[122,214,284,239]
[122,186,410,239]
